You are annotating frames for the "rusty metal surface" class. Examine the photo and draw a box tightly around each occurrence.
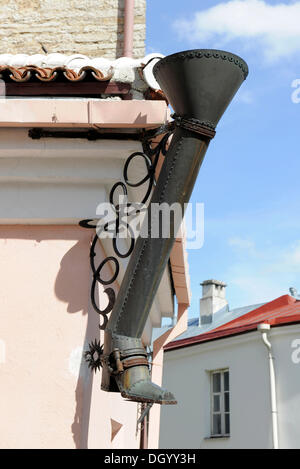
[122,357,149,369]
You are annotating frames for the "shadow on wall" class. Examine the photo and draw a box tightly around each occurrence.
[0,225,109,448]
[70,288,100,449]
[55,238,90,315]
[53,227,98,448]
[55,227,118,448]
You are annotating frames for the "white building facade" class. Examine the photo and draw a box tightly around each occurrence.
[159,281,300,449]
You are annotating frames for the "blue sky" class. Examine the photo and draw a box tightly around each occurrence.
[146,0,300,315]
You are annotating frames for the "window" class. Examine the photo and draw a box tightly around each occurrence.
[211,369,230,437]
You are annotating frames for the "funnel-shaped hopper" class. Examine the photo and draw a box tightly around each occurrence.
[153,49,248,128]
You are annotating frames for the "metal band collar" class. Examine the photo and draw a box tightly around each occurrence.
[101,347,149,375]
[172,114,216,139]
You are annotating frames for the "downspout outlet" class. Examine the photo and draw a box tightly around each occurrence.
[257,323,279,449]
[257,323,271,349]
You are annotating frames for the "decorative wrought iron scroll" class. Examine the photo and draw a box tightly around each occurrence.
[79,124,174,335]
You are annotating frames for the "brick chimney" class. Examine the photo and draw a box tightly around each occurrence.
[200,280,228,325]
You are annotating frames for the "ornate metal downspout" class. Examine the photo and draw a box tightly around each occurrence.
[85,49,249,405]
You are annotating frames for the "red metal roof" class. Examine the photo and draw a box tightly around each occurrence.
[165,295,300,351]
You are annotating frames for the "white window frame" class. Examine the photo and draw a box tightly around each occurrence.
[210,369,230,437]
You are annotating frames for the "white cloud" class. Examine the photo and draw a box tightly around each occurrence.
[228,236,256,251]
[226,237,300,305]
[173,0,300,62]
[267,240,300,273]
[235,89,255,104]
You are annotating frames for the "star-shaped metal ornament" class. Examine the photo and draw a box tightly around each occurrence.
[84,339,103,373]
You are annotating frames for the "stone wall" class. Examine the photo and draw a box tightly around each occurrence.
[0,0,146,58]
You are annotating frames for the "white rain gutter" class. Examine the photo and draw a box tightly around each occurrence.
[257,323,279,449]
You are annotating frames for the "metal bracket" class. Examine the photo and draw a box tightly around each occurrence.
[80,126,173,332]
[28,123,174,142]
[137,403,153,425]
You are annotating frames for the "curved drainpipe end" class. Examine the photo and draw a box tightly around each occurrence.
[257,323,271,332]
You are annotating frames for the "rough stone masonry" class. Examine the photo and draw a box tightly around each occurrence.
[0,0,146,58]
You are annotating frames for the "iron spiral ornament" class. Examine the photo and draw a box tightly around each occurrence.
[79,126,173,372]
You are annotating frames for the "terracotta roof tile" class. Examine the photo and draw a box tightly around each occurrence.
[165,295,300,351]
[0,53,168,100]
[0,52,164,86]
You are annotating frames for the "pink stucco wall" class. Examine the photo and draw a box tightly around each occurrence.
[0,98,189,449]
[0,225,140,449]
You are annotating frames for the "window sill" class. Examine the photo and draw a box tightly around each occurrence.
[204,435,231,440]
